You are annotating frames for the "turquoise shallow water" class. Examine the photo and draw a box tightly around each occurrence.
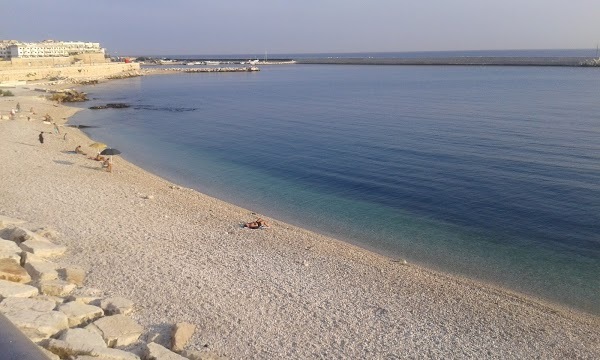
[72,64,600,314]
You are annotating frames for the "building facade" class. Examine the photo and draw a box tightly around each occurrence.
[0,40,105,60]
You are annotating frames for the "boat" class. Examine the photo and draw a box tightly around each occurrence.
[205,61,220,65]
[248,59,260,65]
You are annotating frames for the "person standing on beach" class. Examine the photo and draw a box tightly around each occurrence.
[38,132,44,144]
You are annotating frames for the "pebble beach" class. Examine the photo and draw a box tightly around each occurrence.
[1,83,599,359]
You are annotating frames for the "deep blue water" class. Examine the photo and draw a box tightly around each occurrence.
[71,64,600,314]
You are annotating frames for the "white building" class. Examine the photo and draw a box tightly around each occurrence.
[0,40,105,59]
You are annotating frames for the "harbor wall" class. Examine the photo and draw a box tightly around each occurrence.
[0,62,140,82]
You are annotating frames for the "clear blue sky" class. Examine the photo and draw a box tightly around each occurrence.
[2,0,599,56]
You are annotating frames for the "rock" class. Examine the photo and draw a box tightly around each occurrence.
[100,296,135,315]
[87,347,141,359]
[0,258,31,283]
[39,346,61,360]
[67,287,105,304]
[0,239,22,261]
[0,215,26,229]
[58,301,104,327]
[0,279,39,299]
[35,294,65,306]
[38,279,77,297]
[181,349,228,360]
[89,103,130,110]
[58,328,107,351]
[33,227,61,241]
[59,265,86,286]
[25,258,59,281]
[19,239,67,257]
[7,226,50,244]
[86,314,143,347]
[0,297,56,313]
[171,322,196,353]
[145,342,188,360]
[2,306,68,341]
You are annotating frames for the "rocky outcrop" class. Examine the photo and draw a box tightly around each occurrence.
[89,103,130,110]
[0,218,213,359]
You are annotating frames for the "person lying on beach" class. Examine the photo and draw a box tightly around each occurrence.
[75,145,87,155]
[244,218,269,229]
[89,153,106,161]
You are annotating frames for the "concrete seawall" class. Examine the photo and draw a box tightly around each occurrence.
[0,62,141,82]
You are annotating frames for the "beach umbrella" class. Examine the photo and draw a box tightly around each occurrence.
[89,142,107,150]
[100,148,121,172]
[100,148,121,156]
[89,142,108,156]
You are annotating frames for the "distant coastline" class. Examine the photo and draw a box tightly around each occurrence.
[295,56,599,67]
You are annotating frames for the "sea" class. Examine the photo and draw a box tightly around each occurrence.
[70,50,600,314]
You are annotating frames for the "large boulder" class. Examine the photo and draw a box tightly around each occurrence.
[58,301,104,327]
[0,258,31,283]
[86,314,143,347]
[0,279,39,299]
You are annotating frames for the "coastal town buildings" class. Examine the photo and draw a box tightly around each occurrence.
[0,40,105,60]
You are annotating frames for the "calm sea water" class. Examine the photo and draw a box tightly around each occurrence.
[72,64,600,314]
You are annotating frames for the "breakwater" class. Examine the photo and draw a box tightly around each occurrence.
[144,66,259,75]
[296,56,599,67]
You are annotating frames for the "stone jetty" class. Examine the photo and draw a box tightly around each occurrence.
[0,215,226,360]
[144,67,259,75]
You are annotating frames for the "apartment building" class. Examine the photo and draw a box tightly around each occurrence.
[0,40,105,59]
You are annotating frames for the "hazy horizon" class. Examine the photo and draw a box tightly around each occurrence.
[2,1,599,56]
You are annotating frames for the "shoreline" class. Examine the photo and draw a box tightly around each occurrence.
[1,82,599,358]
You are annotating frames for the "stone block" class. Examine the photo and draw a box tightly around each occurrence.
[86,314,143,347]
[171,322,196,353]
[38,279,77,297]
[59,265,86,286]
[0,258,31,283]
[67,287,104,304]
[19,239,67,257]
[3,309,68,341]
[7,226,49,244]
[25,258,59,281]
[0,215,26,229]
[0,239,22,261]
[100,296,134,315]
[58,301,104,327]
[145,342,188,360]
[0,297,56,313]
[0,279,38,299]
[181,349,229,360]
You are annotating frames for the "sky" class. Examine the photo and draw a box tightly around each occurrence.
[1,0,599,56]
